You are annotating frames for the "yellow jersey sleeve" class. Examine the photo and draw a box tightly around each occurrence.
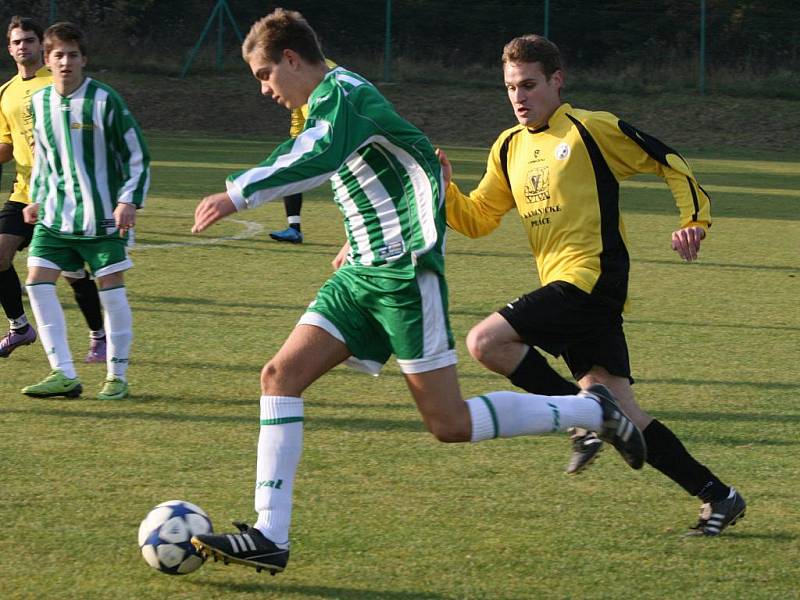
[584,111,712,231]
[446,130,518,237]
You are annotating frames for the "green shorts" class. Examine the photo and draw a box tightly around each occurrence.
[299,265,456,375]
[27,225,132,277]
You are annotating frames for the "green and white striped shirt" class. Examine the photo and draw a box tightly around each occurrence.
[30,77,150,238]
[226,67,446,278]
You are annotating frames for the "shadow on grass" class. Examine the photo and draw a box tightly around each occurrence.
[191,580,453,599]
[0,407,425,432]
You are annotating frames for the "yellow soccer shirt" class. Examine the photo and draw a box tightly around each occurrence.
[0,66,52,204]
[446,103,711,306]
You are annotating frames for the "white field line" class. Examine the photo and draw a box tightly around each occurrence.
[133,219,264,250]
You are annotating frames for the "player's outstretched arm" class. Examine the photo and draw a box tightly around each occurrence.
[192,192,237,233]
[671,225,706,262]
[331,241,350,270]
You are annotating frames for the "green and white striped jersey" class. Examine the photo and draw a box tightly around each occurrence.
[30,77,150,238]
[226,67,446,278]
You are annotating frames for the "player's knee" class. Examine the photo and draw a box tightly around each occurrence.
[260,359,304,396]
[466,326,495,365]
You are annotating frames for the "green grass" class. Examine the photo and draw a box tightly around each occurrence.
[1,135,798,599]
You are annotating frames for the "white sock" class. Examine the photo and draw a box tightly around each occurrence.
[466,391,603,442]
[287,216,301,226]
[26,283,76,379]
[99,287,132,381]
[254,395,303,546]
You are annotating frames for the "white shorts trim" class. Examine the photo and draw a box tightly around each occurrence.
[396,349,458,374]
[27,256,132,278]
[94,258,133,278]
[297,311,384,376]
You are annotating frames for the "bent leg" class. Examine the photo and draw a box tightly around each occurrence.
[255,324,351,544]
[0,233,27,324]
[468,312,579,395]
[404,365,603,444]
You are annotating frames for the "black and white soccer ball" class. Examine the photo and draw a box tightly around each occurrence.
[138,500,213,575]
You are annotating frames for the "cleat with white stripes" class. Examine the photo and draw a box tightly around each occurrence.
[580,384,646,470]
[565,428,604,475]
[191,521,288,573]
[685,487,746,537]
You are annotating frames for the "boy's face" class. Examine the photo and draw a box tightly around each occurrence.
[8,27,42,68]
[248,50,308,110]
[504,60,563,128]
[45,39,86,94]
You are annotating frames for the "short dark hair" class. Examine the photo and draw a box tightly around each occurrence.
[44,21,87,56]
[242,8,325,64]
[502,35,562,78]
[7,15,44,43]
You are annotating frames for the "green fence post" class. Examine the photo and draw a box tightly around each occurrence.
[383,0,393,82]
[544,0,550,38]
[699,0,706,94]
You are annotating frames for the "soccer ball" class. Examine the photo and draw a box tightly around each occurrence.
[138,500,213,575]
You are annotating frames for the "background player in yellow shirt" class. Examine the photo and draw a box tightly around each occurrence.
[439,34,745,537]
[0,15,106,362]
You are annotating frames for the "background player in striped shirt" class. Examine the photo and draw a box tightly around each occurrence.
[439,34,745,536]
[21,22,150,401]
[0,15,106,362]
[189,8,646,575]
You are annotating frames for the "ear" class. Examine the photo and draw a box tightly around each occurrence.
[283,48,301,69]
[549,69,564,88]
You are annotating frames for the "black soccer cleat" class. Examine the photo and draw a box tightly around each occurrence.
[565,428,604,475]
[191,521,289,574]
[685,487,746,537]
[580,384,646,470]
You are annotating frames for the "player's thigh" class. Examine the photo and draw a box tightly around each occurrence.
[27,226,84,274]
[80,236,133,280]
[373,269,456,374]
[501,281,623,356]
[404,364,470,442]
[300,267,394,372]
[262,323,351,396]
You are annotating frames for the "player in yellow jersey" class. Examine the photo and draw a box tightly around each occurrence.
[269,58,337,244]
[439,34,745,536]
[0,16,106,362]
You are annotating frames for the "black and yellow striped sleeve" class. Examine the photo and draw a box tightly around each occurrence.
[586,113,712,231]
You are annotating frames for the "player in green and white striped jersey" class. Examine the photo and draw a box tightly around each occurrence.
[21,22,150,401]
[189,9,645,575]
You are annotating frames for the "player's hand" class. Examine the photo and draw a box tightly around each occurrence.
[22,203,39,224]
[192,192,236,233]
[114,203,136,237]
[436,147,452,188]
[671,226,706,262]
[331,241,351,270]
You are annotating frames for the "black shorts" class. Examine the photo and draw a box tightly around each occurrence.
[0,201,35,249]
[498,280,633,382]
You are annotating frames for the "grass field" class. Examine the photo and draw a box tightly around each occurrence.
[1,133,799,599]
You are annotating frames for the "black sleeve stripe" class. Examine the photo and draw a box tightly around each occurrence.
[686,176,700,222]
[499,128,522,188]
[618,119,686,169]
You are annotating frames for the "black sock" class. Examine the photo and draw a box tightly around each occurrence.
[0,265,25,322]
[69,274,104,331]
[509,347,580,396]
[643,419,730,502]
[290,223,301,232]
[284,193,302,228]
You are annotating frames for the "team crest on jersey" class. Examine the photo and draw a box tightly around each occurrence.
[555,143,570,160]
[524,166,550,204]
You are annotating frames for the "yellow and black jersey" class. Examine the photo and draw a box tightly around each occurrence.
[289,58,338,138]
[446,102,711,306]
[0,66,52,204]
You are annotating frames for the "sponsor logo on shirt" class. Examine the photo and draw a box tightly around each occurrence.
[378,241,405,259]
[70,122,94,130]
[524,166,550,204]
